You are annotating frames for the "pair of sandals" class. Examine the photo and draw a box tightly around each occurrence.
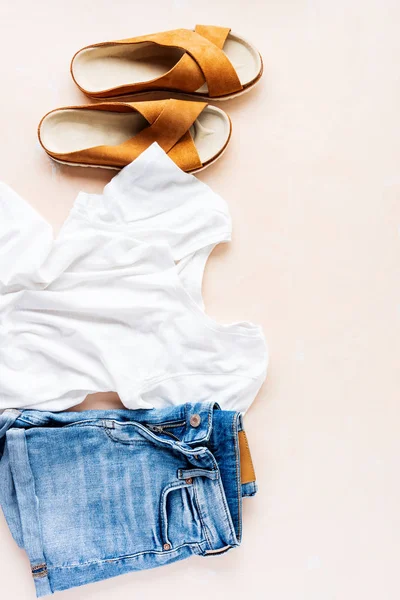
[38,25,263,173]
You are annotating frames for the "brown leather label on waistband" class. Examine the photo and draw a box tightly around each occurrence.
[239,430,256,484]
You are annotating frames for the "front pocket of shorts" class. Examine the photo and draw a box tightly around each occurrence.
[160,481,204,549]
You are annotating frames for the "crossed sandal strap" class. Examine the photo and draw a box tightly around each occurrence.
[47,99,207,171]
[84,25,243,98]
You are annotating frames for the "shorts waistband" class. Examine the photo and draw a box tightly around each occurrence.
[3,402,217,445]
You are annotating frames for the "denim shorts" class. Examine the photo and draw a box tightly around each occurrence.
[0,402,257,597]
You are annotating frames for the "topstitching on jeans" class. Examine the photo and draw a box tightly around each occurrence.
[46,541,208,570]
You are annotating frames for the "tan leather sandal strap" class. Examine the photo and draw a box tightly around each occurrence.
[128,99,170,123]
[115,28,242,97]
[50,100,205,170]
[167,131,202,172]
[128,99,206,154]
[141,53,205,96]
[194,24,231,49]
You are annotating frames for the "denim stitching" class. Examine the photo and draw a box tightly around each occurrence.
[209,448,237,543]
[194,541,208,555]
[159,480,194,548]
[232,412,242,541]
[207,404,212,437]
[199,419,239,546]
[160,484,170,547]
[48,542,203,570]
[192,480,212,549]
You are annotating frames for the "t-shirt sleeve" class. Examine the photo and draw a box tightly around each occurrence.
[78,143,232,260]
[0,183,53,292]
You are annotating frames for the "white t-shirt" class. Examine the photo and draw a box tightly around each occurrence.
[0,143,268,412]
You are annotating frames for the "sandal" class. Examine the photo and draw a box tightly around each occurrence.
[37,99,231,172]
[71,25,263,100]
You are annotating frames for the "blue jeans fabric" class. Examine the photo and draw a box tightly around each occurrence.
[0,403,256,597]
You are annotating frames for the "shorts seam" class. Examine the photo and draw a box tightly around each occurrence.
[159,481,193,546]
[215,464,236,540]
[193,480,212,549]
[233,412,242,541]
[46,542,203,570]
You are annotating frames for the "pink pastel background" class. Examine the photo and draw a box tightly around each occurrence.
[1,1,399,598]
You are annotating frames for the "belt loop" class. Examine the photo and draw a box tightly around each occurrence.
[178,468,219,481]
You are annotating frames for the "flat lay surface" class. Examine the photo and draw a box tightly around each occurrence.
[0,0,399,599]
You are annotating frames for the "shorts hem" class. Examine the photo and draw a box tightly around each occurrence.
[44,542,207,596]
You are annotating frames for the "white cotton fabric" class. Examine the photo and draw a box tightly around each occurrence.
[0,143,268,413]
